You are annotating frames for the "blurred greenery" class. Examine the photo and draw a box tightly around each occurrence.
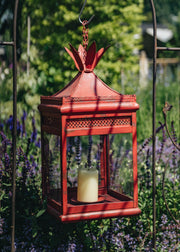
[0,0,144,128]
[0,1,179,141]
[21,0,144,95]
[137,79,180,143]
[144,0,180,24]
[144,0,180,57]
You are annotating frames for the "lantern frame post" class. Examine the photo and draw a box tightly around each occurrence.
[132,112,138,207]
[61,116,68,216]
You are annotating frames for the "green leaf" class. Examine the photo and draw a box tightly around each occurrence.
[36,209,46,218]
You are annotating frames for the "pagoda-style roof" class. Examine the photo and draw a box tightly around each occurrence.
[39,71,139,115]
[52,71,121,99]
[39,42,139,115]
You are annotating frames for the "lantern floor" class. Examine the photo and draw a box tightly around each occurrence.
[46,189,141,223]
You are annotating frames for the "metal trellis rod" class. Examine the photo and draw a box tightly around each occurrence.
[0,0,19,251]
[150,0,180,250]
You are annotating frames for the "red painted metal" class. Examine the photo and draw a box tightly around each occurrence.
[38,41,141,222]
[47,204,141,223]
[132,112,138,208]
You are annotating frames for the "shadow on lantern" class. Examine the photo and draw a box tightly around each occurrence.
[38,40,141,223]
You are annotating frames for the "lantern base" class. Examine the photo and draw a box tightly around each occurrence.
[46,189,141,222]
[47,204,141,223]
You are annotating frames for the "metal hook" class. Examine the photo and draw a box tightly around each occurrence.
[79,0,95,25]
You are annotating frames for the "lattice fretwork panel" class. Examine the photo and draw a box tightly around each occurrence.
[66,117,131,129]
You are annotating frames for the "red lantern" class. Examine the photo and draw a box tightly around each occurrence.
[38,41,141,222]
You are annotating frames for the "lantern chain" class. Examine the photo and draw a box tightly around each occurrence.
[82,20,89,52]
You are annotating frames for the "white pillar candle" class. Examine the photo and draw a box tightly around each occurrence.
[77,168,98,202]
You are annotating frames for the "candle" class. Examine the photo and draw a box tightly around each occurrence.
[77,168,98,202]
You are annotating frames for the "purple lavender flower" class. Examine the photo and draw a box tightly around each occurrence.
[67,137,73,172]
[0,132,12,164]
[9,63,13,69]
[30,130,37,143]
[138,123,165,154]
[75,136,81,167]
[171,121,178,169]
[24,157,31,173]
[0,160,3,179]
[67,240,77,252]
[7,115,13,131]
[21,151,32,183]
[17,120,22,137]
[160,214,168,226]
[21,110,27,137]
[30,116,37,143]
[157,122,166,163]
[145,149,151,189]
[35,138,41,148]
[87,135,93,168]
[30,155,38,177]
[4,152,10,170]
[95,142,100,170]
[4,115,24,137]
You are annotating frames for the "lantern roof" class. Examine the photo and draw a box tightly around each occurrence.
[39,42,139,114]
[52,41,120,99]
[52,71,121,99]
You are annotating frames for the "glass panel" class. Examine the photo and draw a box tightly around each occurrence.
[43,133,61,193]
[67,135,102,189]
[109,133,133,198]
[42,134,104,202]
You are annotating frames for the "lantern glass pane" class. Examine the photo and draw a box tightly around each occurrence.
[43,133,61,198]
[109,133,133,198]
[67,135,102,189]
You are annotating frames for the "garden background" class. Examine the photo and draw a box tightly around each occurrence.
[0,0,179,251]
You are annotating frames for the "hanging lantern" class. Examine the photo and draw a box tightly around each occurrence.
[38,23,141,222]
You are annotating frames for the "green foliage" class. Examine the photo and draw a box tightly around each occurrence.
[144,0,180,24]
[0,58,41,119]
[170,11,180,48]
[136,79,179,143]
[144,0,180,52]
[21,0,144,95]
[0,0,24,61]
